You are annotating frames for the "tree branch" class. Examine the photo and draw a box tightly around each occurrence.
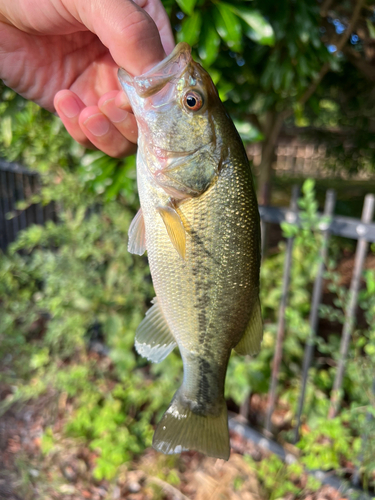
[320,0,334,17]
[344,45,375,82]
[299,0,366,107]
[245,113,264,134]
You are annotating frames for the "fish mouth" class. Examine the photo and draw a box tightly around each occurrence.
[118,43,192,98]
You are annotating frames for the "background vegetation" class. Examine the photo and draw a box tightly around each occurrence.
[1,0,375,498]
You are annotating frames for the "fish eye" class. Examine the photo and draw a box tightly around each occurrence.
[183,90,204,111]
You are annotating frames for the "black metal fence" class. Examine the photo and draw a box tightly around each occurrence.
[260,189,375,440]
[0,159,54,251]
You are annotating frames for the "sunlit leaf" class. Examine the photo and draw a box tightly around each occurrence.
[216,80,234,102]
[233,120,264,143]
[213,3,242,52]
[1,116,12,147]
[177,11,202,46]
[198,15,221,66]
[175,0,197,16]
[226,4,275,46]
[367,19,375,39]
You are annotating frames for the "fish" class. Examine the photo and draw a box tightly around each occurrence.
[118,42,262,461]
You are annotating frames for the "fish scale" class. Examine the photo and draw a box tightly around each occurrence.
[119,42,262,460]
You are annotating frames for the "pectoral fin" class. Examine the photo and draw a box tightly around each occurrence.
[234,296,263,356]
[135,297,177,363]
[128,208,146,255]
[157,206,186,259]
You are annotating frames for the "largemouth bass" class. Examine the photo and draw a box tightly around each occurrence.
[119,43,262,461]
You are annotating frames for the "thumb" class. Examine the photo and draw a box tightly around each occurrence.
[67,0,170,75]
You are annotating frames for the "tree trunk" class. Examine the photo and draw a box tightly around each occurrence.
[257,110,286,207]
[256,110,287,258]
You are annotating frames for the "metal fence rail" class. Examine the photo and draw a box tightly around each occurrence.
[260,193,375,434]
[260,191,375,495]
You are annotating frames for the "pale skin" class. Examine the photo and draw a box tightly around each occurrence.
[0,0,175,158]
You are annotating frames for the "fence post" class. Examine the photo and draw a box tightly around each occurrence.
[265,186,299,434]
[293,189,336,443]
[31,174,44,225]
[0,170,12,248]
[351,378,375,488]
[7,169,19,241]
[329,194,375,419]
[15,173,27,232]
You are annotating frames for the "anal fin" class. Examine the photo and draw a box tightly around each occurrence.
[135,297,177,363]
[128,208,146,255]
[156,206,186,259]
[234,296,263,356]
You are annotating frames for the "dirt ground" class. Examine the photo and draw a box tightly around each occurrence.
[0,389,350,500]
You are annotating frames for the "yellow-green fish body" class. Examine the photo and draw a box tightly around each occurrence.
[119,43,262,460]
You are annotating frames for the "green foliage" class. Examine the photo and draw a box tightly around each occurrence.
[0,85,83,171]
[169,0,375,179]
[255,180,375,484]
[1,138,373,488]
[174,0,274,64]
[0,170,184,478]
[0,92,181,478]
[0,84,135,201]
[260,180,326,402]
[246,454,311,500]
[297,415,356,470]
[170,0,333,119]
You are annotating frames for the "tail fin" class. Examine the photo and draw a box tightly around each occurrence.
[152,388,230,460]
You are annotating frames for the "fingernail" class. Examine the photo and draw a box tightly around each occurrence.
[58,97,80,118]
[102,98,129,123]
[115,92,131,110]
[83,114,110,137]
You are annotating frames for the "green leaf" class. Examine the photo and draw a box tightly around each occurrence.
[226,5,275,46]
[213,3,242,52]
[302,178,315,195]
[177,11,202,46]
[216,80,234,102]
[198,15,221,66]
[367,19,375,39]
[103,313,123,338]
[233,120,264,143]
[175,0,197,16]
[1,116,12,147]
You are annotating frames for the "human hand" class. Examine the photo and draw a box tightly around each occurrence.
[0,0,174,157]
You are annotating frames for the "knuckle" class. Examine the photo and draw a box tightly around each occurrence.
[120,10,157,47]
